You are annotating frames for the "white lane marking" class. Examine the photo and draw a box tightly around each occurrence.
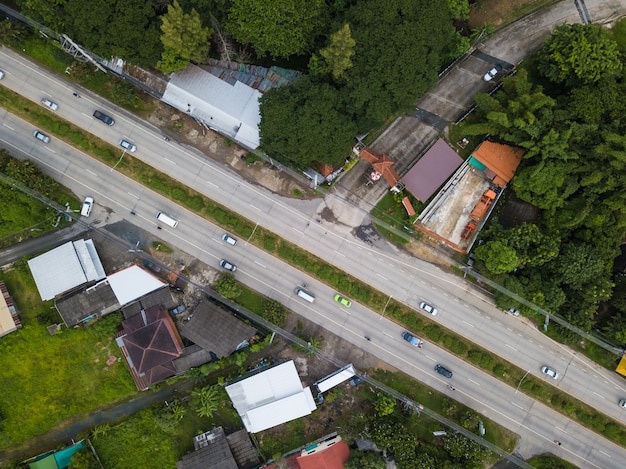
[164,158,176,165]
[468,378,480,386]
[599,450,611,457]
[462,320,474,328]
[291,227,302,233]
[45,147,55,154]
[505,344,516,350]
[254,261,266,268]
[127,192,139,198]
[511,402,524,410]
[206,180,218,188]
[251,204,262,211]
[334,251,346,257]
[377,273,387,280]
[86,169,97,176]
[2,123,14,130]
[592,391,604,398]
[383,331,394,338]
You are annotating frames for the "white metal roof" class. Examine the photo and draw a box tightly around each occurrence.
[28,240,106,301]
[162,64,261,149]
[106,265,166,306]
[315,364,356,393]
[225,360,317,432]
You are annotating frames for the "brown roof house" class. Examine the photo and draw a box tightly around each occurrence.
[358,147,400,187]
[469,140,524,188]
[116,305,184,390]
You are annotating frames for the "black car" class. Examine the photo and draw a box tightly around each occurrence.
[435,364,453,378]
[93,110,115,126]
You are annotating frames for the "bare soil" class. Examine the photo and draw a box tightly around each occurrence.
[469,0,550,29]
[146,103,315,198]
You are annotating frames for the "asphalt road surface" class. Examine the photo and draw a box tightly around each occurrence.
[2,3,626,464]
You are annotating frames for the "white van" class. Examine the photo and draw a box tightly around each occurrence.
[295,287,315,303]
[156,211,179,228]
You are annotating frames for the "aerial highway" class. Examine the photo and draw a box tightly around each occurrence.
[1,55,626,467]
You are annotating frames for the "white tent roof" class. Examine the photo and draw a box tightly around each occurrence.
[106,265,166,306]
[28,240,106,301]
[162,64,261,149]
[315,364,356,393]
[225,360,317,432]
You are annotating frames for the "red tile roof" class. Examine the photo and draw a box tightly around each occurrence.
[296,440,350,469]
[359,147,399,187]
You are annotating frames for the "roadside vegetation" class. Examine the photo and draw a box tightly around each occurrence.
[1,65,625,451]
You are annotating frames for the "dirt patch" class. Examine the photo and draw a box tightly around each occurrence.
[469,0,550,29]
[146,103,315,198]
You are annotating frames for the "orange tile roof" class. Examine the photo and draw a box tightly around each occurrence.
[402,197,416,216]
[472,141,524,187]
[359,147,399,186]
[296,440,350,469]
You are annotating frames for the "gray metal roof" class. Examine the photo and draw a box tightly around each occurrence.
[28,240,106,301]
[178,300,256,359]
[55,280,119,327]
[176,427,238,469]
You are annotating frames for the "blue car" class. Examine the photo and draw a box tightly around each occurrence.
[402,332,423,348]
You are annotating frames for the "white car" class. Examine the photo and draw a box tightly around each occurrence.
[419,301,438,316]
[222,233,237,245]
[119,139,137,153]
[483,64,502,82]
[219,259,237,272]
[33,130,50,143]
[541,366,559,380]
[619,399,626,409]
[41,98,59,111]
[81,197,94,217]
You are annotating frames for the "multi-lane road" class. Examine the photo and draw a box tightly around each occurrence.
[1,40,626,467]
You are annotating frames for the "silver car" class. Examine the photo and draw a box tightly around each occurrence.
[33,130,50,143]
[219,259,237,272]
[119,139,137,153]
[541,366,559,380]
[41,98,59,111]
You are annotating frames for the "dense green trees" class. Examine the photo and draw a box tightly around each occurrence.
[465,21,626,334]
[225,0,326,58]
[158,0,211,73]
[537,24,623,86]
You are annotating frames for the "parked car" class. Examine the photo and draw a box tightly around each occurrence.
[41,98,59,111]
[435,364,453,378]
[541,366,559,379]
[80,197,94,217]
[483,64,502,82]
[93,110,114,125]
[119,139,137,152]
[222,233,237,245]
[334,294,352,308]
[419,301,438,316]
[219,259,237,272]
[33,130,50,143]
[506,308,520,316]
[402,332,423,348]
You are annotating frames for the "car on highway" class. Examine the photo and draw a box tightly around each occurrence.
[219,259,237,272]
[419,301,437,316]
[41,98,59,111]
[222,233,237,245]
[0,70,4,80]
[435,364,453,378]
[334,294,351,307]
[33,130,50,143]
[619,399,626,409]
[402,332,423,348]
[93,110,115,126]
[541,366,559,379]
[506,308,520,316]
[119,139,137,152]
[80,196,94,217]
[483,64,502,82]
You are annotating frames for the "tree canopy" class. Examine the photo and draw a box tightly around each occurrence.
[537,23,623,86]
[158,0,211,73]
[225,0,326,58]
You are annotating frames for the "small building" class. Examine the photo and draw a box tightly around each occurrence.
[175,299,257,371]
[176,427,260,469]
[28,240,106,301]
[116,305,184,390]
[225,360,317,433]
[314,364,356,394]
[263,433,350,469]
[469,140,524,188]
[0,281,20,337]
